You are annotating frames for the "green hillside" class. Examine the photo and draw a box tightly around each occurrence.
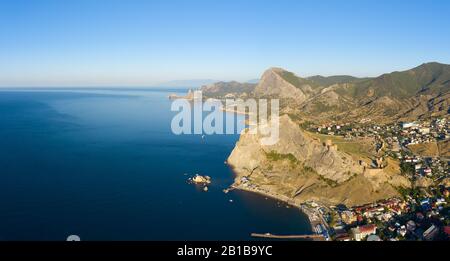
[307,75,364,86]
[353,62,450,99]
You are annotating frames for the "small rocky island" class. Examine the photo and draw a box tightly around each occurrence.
[190,174,211,184]
[188,174,211,192]
[168,89,194,100]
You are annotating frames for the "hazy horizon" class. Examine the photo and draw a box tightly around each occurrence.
[1,0,450,87]
[1,61,449,88]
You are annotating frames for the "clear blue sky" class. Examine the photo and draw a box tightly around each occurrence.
[1,0,450,86]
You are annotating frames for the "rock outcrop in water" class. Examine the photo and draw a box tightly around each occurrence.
[190,174,211,185]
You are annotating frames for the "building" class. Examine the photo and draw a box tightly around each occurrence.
[367,235,382,241]
[351,224,377,241]
[423,225,439,241]
[419,127,430,134]
[406,220,416,232]
[340,210,357,225]
[444,226,450,239]
[402,122,418,129]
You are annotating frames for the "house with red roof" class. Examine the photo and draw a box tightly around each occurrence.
[351,224,377,241]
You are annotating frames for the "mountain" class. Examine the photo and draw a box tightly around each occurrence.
[353,62,450,99]
[157,79,219,88]
[222,62,448,207]
[200,81,257,98]
[206,62,449,122]
[246,79,260,84]
[307,75,364,86]
[227,115,410,206]
[253,68,313,103]
[306,62,450,121]
[218,62,450,207]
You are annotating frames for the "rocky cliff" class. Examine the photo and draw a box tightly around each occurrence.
[211,62,448,206]
[227,115,410,207]
[253,68,311,104]
[205,62,450,122]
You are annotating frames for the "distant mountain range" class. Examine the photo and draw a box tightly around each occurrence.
[246,78,260,84]
[157,79,220,88]
[157,78,259,88]
[202,62,450,123]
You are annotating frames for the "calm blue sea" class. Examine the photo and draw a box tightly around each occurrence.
[0,88,311,240]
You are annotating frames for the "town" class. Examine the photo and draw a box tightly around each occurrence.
[300,116,449,241]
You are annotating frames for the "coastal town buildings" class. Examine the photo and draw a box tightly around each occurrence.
[251,116,449,241]
[351,224,377,241]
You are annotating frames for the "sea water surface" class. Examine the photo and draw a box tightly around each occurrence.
[0,88,311,240]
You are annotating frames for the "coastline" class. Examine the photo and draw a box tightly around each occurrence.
[225,160,319,233]
[229,182,320,234]
[220,107,251,116]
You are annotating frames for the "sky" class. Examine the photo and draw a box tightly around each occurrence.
[0,0,450,87]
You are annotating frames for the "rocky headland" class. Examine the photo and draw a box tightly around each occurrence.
[227,115,410,207]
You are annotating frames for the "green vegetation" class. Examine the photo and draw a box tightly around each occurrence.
[318,174,338,187]
[286,113,303,122]
[300,62,450,111]
[303,166,315,173]
[313,101,337,113]
[265,151,298,165]
[396,186,423,200]
[334,83,358,96]
[400,162,415,176]
[353,62,450,99]
[201,81,257,97]
[279,71,318,89]
[307,75,360,86]
[328,211,339,227]
[299,120,314,130]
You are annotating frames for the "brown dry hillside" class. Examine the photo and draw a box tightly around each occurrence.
[227,115,410,207]
[409,140,450,157]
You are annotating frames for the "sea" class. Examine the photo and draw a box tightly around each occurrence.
[0,88,311,240]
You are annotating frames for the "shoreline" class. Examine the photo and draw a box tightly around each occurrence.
[220,107,251,116]
[225,163,321,233]
[230,183,320,234]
